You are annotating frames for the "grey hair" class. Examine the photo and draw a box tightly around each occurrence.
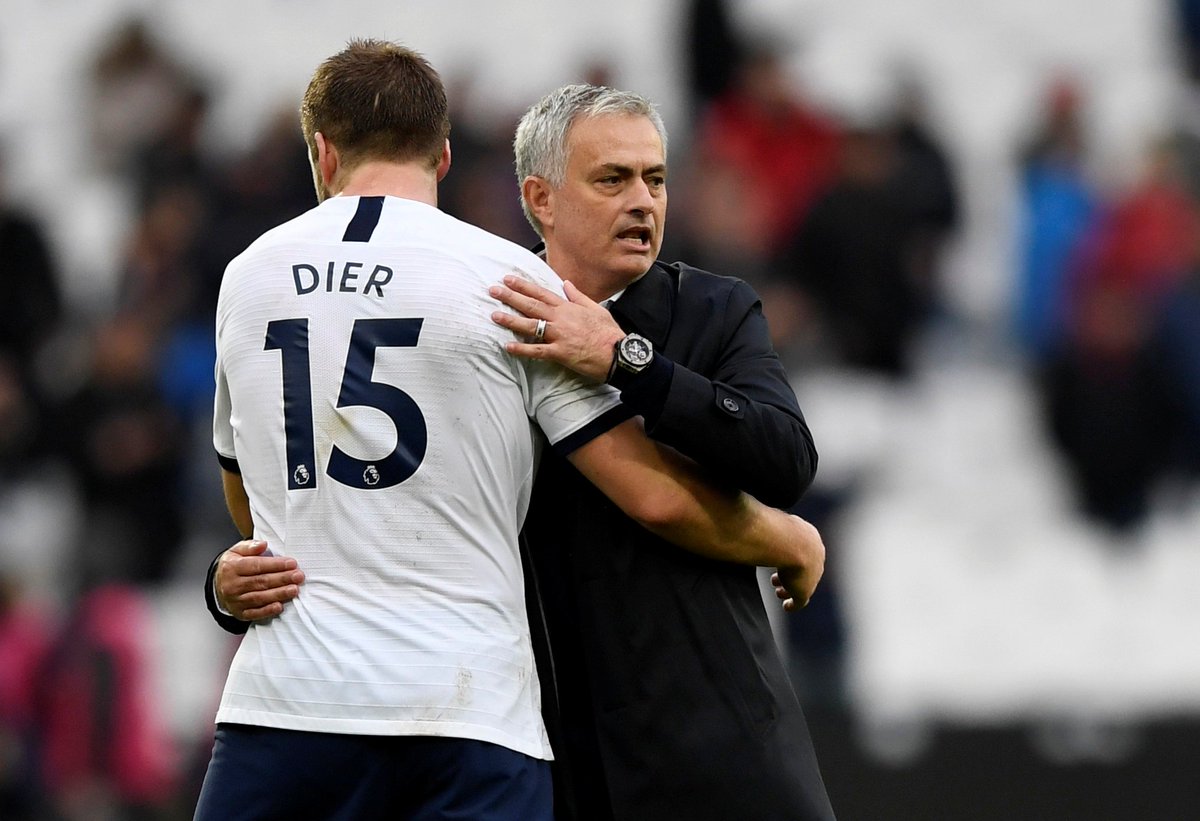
[513,83,668,237]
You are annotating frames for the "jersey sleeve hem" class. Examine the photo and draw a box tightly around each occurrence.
[550,404,634,457]
[217,453,241,474]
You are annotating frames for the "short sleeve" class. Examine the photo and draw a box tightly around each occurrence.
[507,262,632,454]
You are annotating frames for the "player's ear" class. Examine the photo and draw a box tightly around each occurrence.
[523,176,554,230]
[315,132,339,189]
[436,139,451,182]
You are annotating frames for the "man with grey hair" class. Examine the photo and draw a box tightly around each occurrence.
[485,82,836,820]
[207,81,835,820]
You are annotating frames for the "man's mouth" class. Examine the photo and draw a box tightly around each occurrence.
[616,227,652,250]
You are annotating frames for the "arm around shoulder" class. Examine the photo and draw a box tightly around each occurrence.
[567,418,824,582]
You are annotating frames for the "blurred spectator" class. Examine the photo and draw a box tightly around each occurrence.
[0,146,63,476]
[691,38,840,262]
[438,75,533,246]
[1174,0,1200,84]
[1041,280,1178,530]
[35,584,177,821]
[673,39,842,363]
[1082,140,1198,297]
[1150,240,1200,480]
[683,0,745,116]
[775,121,926,377]
[0,574,54,820]
[1038,140,1200,529]
[887,68,961,320]
[117,181,208,334]
[131,84,215,213]
[53,316,187,590]
[194,106,314,320]
[1014,77,1099,363]
[88,18,201,177]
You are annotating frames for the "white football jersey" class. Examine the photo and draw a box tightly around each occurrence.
[212,195,626,759]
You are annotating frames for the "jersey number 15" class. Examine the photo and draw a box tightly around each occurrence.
[266,317,427,491]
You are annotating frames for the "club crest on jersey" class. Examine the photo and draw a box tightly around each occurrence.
[294,465,311,486]
[363,465,381,486]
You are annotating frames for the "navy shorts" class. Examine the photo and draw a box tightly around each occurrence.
[193,724,553,821]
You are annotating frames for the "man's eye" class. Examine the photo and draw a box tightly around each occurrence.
[649,177,666,187]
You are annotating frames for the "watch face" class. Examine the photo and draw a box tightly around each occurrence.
[621,335,652,366]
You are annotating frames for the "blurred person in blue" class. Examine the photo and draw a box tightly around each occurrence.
[209,81,835,821]
[196,42,825,821]
[1014,77,1100,364]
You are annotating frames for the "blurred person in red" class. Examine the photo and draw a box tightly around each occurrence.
[1083,139,1198,298]
[691,41,841,259]
[1039,139,1200,528]
[676,40,841,359]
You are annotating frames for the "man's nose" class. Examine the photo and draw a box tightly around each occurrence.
[627,178,655,213]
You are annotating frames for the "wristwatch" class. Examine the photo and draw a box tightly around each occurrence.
[608,333,654,385]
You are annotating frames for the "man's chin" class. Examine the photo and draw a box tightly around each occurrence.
[612,253,654,280]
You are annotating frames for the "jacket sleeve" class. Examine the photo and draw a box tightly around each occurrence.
[619,278,817,509]
[205,551,251,635]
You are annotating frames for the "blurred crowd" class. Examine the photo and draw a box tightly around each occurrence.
[2,2,1200,818]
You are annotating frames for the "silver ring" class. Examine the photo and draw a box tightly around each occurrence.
[533,318,547,343]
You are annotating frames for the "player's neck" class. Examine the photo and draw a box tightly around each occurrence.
[334,161,439,206]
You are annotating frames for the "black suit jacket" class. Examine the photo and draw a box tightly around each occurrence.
[524,260,835,821]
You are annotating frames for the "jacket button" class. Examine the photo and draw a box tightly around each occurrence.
[722,397,740,413]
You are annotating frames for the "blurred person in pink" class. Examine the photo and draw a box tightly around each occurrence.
[0,574,53,819]
[35,585,177,820]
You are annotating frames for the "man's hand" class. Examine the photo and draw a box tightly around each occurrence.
[215,540,305,621]
[489,275,626,381]
[771,516,826,611]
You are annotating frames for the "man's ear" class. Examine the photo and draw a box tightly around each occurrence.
[522,176,554,230]
[315,132,339,190]
[436,139,452,182]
